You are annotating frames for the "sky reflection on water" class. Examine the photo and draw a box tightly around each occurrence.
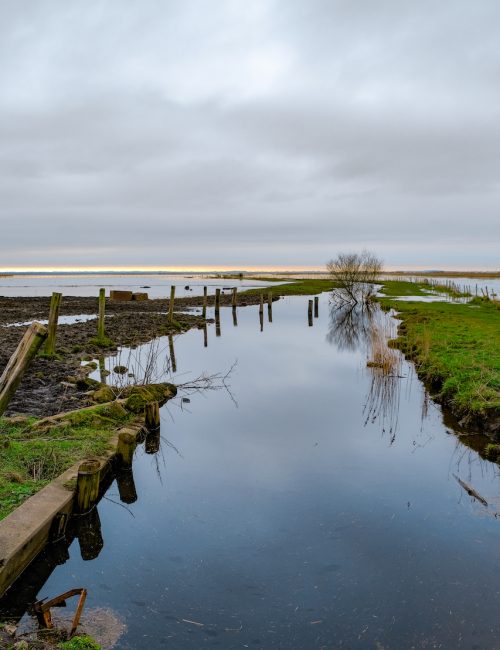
[9,293,500,649]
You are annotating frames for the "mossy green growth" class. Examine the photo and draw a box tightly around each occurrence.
[376,295,500,416]
[0,405,135,520]
[58,635,101,650]
[88,336,115,349]
[124,383,177,413]
[485,444,500,461]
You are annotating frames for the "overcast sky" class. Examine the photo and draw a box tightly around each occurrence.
[1,0,499,270]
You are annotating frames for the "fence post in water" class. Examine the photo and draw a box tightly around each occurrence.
[0,322,48,417]
[202,286,208,319]
[314,296,319,318]
[168,286,176,324]
[145,401,161,431]
[116,431,136,469]
[259,293,264,314]
[168,334,177,372]
[215,288,221,316]
[97,288,106,341]
[76,460,101,513]
[45,292,62,356]
[308,300,313,326]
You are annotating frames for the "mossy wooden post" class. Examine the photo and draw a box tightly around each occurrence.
[0,322,48,416]
[45,292,62,356]
[168,286,176,324]
[314,296,319,318]
[145,400,161,431]
[215,288,221,316]
[202,286,208,319]
[76,460,101,513]
[168,334,177,373]
[232,287,237,308]
[98,288,106,340]
[116,431,136,469]
[308,300,313,326]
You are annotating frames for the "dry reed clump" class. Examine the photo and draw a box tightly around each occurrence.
[367,324,401,375]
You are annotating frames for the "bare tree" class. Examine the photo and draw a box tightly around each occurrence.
[327,250,383,304]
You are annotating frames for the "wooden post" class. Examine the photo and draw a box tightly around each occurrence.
[145,401,160,431]
[216,312,221,337]
[267,292,273,323]
[232,307,238,327]
[215,288,221,315]
[98,355,106,384]
[145,430,160,454]
[308,300,313,326]
[202,286,208,319]
[203,323,208,347]
[232,287,237,307]
[259,309,264,332]
[259,293,264,314]
[116,431,136,468]
[0,322,48,417]
[76,460,101,513]
[314,296,319,318]
[45,292,62,356]
[98,288,106,340]
[168,334,177,373]
[168,285,176,323]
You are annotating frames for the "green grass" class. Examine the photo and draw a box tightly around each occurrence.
[242,278,338,296]
[0,408,133,520]
[378,279,469,298]
[377,292,500,416]
[59,636,101,650]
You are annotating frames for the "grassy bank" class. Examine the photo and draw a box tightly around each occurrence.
[242,278,338,296]
[378,280,500,426]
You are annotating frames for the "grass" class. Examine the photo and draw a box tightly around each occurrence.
[242,278,338,296]
[0,407,133,521]
[376,284,500,416]
[58,635,101,650]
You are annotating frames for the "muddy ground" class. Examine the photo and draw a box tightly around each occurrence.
[0,293,263,418]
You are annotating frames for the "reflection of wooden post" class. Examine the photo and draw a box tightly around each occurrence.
[0,322,48,416]
[232,287,237,307]
[232,307,238,327]
[215,288,221,316]
[168,334,177,372]
[98,288,106,340]
[145,401,160,431]
[76,460,101,513]
[308,300,313,326]
[145,429,161,454]
[259,293,264,315]
[116,468,138,504]
[203,323,208,347]
[216,313,221,337]
[314,296,319,318]
[116,432,136,468]
[76,508,104,561]
[168,286,175,323]
[99,355,106,383]
[202,286,208,319]
[259,309,264,332]
[267,292,273,323]
[45,292,62,356]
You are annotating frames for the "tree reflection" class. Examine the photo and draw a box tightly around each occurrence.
[327,299,375,352]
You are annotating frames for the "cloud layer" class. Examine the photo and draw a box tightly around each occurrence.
[1,0,499,269]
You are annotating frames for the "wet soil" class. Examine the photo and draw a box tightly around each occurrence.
[0,294,263,418]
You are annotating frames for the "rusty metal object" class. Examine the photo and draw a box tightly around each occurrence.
[34,587,87,638]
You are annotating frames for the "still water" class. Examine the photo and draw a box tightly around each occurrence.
[7,293,500,648]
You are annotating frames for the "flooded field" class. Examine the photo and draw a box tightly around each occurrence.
[3,292,500,648]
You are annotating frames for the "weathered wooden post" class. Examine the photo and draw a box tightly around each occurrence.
[116,431,136,469]
[76,460,101,513]
[45,292,62,356]
[267,291,273,323]
[97,288,106,340]
[98,355,107,384]
[145,401,160,431]
[308,300,313,326]
[202,286,208,319]
[215,288,221,316]
[0,322,48,417]
[168,285,176,323]
[232,287,237,308]
[168,334,177,373]
[203,323,208,347]
[314,296,319,318]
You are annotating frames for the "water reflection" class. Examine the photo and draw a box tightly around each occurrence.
[327,300,374,351]
[168,334,177,373]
